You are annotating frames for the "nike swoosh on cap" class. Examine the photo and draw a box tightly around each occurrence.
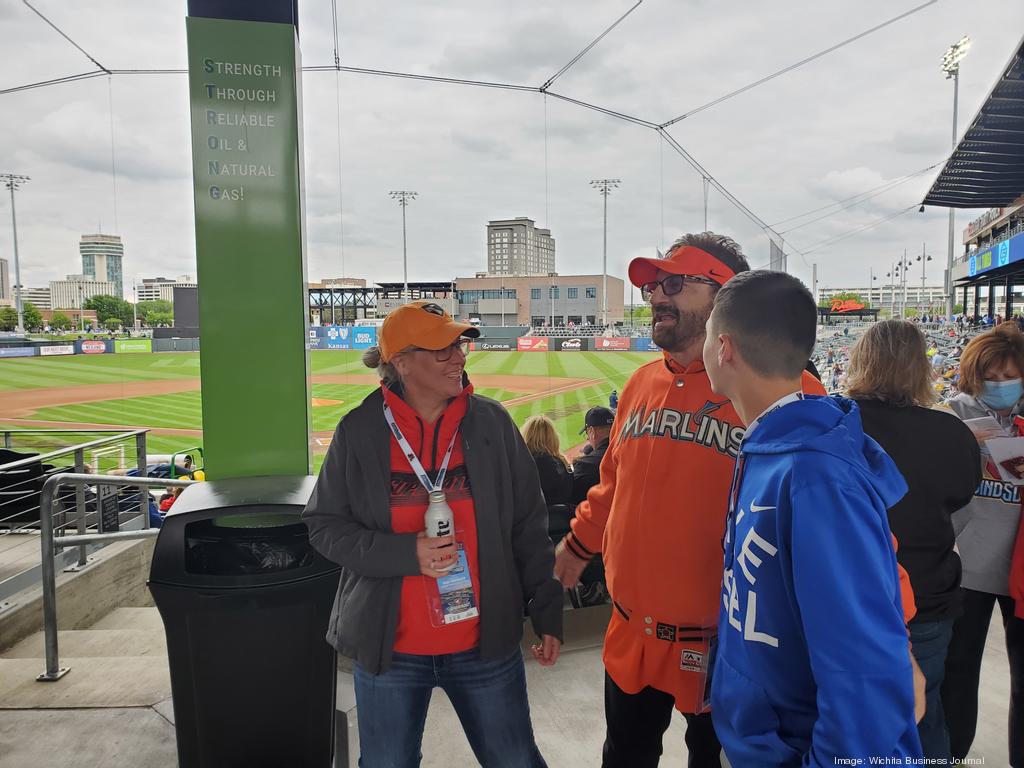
[749,502,776,513]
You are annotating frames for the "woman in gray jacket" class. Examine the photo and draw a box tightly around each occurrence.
[941,322,1024,766]
[303,300,563,768]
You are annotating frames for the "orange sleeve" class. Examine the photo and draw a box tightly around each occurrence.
[801,369,827,396]
[565,428,619,560]
[892,533,917,625]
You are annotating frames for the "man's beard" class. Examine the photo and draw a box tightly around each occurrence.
[651,303,710,353]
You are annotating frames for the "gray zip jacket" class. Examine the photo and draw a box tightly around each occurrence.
[302,386,564,674]
[945,393,1023,596]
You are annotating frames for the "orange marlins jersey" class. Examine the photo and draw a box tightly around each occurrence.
[566,355,825,711]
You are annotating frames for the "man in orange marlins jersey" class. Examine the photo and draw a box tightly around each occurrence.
[554,233,826,767]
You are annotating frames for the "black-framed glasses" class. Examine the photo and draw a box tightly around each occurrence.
[419,339,471,362]
[641,273,718,301]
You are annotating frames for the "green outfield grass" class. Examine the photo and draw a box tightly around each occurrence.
[1,349,659,467]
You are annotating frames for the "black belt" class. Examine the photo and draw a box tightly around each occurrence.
[612,600,708,643]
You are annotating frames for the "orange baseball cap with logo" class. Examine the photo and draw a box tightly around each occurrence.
[379,301,480,362]
[628,246,736,288]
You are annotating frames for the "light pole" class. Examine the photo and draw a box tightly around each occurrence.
[916,244,933,314]
[590,179,620,328]
[2,173,30,335]
[942,36,971,320]
[388,191,418,303]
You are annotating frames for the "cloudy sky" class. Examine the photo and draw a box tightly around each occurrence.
[1,0,1022,302]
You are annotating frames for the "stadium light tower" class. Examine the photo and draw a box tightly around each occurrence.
[389,191,418,302]
[590,179,620,327]
[2,173,30,335]
[942,35,970,320]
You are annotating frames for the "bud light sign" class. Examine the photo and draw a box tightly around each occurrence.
[352,327,377,349]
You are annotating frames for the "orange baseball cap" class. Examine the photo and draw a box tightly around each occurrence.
[379,301,480,362]
[628,246,735,288]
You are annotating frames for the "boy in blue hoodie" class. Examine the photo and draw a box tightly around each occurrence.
[702,270,922,767]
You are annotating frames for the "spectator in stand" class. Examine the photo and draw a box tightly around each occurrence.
[846,320,981,761]
[567,405,616,607]
[521,415,573,508]
[703,271,921,767]
[571,406,615,507]
[303,300,561,767]
[941,322,1024,766]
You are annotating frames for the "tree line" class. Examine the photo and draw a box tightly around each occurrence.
[0,295,173,332]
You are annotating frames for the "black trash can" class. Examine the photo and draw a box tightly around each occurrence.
[149,475,340,768]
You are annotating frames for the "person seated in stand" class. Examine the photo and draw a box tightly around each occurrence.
[571,406,614,508]
[521,415,573,509]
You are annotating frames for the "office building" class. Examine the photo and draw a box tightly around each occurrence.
[486,218,555,276]
[80,234,124,297]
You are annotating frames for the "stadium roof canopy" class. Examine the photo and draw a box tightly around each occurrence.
[923,33,1024,209]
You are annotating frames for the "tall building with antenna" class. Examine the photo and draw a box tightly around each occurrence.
[80,234,124,298]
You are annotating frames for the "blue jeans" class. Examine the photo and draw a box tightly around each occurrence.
[910,619,954,762]
[353,646,547,768]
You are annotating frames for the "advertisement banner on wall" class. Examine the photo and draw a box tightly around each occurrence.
[633,338,660,352]
[307,330,324,350]
[324,326,351,350]
[517,337,550,352]
[554,337,585,352]
[114,339,153,354]
[40,345,75,357]
[352,327,377,349]
[0,347,37,358]
[474,340,513,351]
[77,339,112,355]
[593,337,630,351]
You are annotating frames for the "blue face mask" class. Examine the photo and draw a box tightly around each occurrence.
[980,378,1024,410]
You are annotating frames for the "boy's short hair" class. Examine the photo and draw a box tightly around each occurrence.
[711,270,817,378]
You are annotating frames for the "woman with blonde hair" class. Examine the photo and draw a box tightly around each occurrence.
[521,414,573,508]
[941,321,1024,766]
[846,319,981,762]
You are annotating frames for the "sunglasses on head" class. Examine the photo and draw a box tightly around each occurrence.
[640,273,719,301]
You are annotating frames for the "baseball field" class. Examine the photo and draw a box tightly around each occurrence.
[0,349,659,471]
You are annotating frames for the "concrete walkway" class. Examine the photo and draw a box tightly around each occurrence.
[0,605,1012,767]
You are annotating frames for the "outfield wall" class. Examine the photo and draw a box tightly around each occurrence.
[1,327,658,359]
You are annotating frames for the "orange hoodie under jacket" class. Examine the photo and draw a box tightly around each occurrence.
[566,356,852,712]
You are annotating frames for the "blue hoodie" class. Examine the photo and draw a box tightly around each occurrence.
[711,395,922,767]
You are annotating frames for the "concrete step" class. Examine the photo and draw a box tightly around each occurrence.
[1,628,166,659]
[87,606,164,631]
[0,656,171,709]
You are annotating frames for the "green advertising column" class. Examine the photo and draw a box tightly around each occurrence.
[186,4,310,478]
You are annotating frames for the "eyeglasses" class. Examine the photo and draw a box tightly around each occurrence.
[418,339,471,362]
[641,274,718,301]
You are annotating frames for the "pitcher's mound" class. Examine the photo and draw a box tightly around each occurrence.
[311,398,343,407]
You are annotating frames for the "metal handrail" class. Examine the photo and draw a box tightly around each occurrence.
[37,472,193,682]
[0,430,149,472]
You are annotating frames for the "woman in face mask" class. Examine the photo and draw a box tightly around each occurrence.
[942,321,1024,767]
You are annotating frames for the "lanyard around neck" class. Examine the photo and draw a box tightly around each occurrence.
[383,403,459,493]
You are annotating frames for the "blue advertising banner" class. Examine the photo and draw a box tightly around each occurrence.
[633,338,659,352]
[352,327,377,349]
[0,346,37,358]
[323,325,351,350]
[968,230,1024,277]
[307,329,324,350]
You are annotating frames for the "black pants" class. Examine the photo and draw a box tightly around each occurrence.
[602,672,721,768]
[940,588,1024,766]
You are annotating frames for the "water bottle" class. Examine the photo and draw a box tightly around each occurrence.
[424,490,456,571]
